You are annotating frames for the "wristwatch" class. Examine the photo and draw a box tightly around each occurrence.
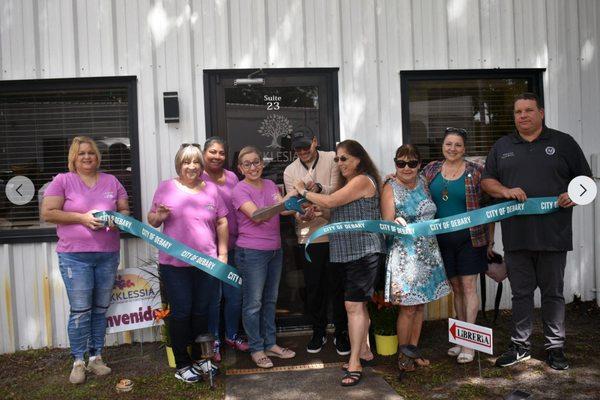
[315,183,323,193]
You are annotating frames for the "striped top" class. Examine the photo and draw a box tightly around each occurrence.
[329,174,385,263]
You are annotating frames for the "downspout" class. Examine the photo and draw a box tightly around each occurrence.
[592,154,600,307]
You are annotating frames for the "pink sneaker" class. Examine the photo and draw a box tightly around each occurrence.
[212,340,222,363]
[225,334,249,352]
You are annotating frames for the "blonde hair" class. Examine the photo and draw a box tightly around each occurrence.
[67,136,101,172]
[174,144,204,176]
[237,146,263,164]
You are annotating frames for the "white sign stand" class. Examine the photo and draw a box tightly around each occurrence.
[448,318,494,377]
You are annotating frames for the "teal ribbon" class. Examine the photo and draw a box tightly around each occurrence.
[305,197,561,261]
[94,211,242,289]
[284,196,307,214]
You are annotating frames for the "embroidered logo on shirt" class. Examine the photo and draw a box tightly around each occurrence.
[205,204,216,212]
[501,152,515,159]
[103,191,115,199]
[545,146,556,155]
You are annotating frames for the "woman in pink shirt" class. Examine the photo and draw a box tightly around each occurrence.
[202,137,249,362]
[232,146,297,369]
[148,144,228,384]
[41,136,129,385]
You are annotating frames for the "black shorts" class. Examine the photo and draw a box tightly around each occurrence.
[437,229,487,279]
[340,253,381,302]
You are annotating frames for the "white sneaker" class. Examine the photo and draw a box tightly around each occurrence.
[174,366,201,383]
[69,360,86,384]
[191,359,219,377]
[87,355,111,375]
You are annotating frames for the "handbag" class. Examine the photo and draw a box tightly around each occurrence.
[480,251,507,323]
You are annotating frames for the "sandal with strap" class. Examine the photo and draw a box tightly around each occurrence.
[251,353,273,369]
[457,351,475,364]
[397,353,416,372]
[265,347,296,359]
[341,370,363,387]
[341,358,375,371]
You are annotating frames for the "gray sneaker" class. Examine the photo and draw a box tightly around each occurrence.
[69,360,86,384]
[87,355,111,376]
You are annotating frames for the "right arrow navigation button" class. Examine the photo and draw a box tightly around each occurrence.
[568,176,597,206]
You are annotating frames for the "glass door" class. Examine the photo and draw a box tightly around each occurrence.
[204,69,339,328]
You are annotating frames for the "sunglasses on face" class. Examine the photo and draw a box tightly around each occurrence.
[333,156,349,163]
[181,143,201,149]
[394,159,419,169]
[240,160,262,169]
[445,127,467,136]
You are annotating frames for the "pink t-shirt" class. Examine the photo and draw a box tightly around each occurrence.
[201,170,239,250]
[43,172,128,253]
[232,179,281,251]
[150,179,228,267]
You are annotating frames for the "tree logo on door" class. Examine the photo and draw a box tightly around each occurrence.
[258,114,293,149]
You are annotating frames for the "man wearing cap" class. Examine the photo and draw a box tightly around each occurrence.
[283,128,350,355]
[482,92,592,371]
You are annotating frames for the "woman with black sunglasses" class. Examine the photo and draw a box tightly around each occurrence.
[422,128,492,364]
[382,144,451,373]
[293,139,385,387]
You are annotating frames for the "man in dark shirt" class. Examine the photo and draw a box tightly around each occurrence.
[482,92,592,371]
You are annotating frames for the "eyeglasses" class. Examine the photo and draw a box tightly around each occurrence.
[181,143,201,148]
[445,127,467,136]
[394,159,419,169]
[240,160,262,169]
[333,156,349,163]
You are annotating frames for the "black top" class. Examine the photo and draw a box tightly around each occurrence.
[482,127,591,251]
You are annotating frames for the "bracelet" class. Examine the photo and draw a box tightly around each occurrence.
[315,183,323,193]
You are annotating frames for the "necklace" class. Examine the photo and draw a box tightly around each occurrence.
[440,161,464,201]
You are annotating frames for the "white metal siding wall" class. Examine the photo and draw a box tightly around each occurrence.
[1,0,599,353]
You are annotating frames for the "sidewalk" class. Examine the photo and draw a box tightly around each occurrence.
[225,366,402,400]
[222,332,402,400]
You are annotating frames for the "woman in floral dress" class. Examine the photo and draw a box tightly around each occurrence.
[381,144,451,370]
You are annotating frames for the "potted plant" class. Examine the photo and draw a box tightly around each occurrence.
[368,292,399,356]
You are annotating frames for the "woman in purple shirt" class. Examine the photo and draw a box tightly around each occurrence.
[232,146,297,368]
[41,136,129,385]
[148,144,229,384]
[202,137,249,362]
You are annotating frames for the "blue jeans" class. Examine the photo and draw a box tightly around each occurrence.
[58,251,120,360]
[208,249,243,340]
[159,264,213,368]
[236,247,282,354]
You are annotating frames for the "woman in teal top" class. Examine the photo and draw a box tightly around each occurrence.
[422,127,493,364]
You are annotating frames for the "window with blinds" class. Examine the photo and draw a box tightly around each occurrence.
[400,69,544,165]
[0,77,139,241]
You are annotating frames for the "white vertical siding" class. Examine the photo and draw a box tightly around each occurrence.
[1,0,599,353]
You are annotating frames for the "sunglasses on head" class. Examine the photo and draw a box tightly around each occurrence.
[445,127,467,136]
[333,156,349,163]
[394,159,419,169]
[181,143,201,149]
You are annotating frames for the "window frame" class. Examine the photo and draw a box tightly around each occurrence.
[400,68,545,148]
[0,76,141,243]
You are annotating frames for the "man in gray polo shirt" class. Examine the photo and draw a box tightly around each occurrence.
[482,92,591,371]
[283,128,349,356]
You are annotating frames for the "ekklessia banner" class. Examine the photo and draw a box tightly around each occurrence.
[106,267,162,334]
